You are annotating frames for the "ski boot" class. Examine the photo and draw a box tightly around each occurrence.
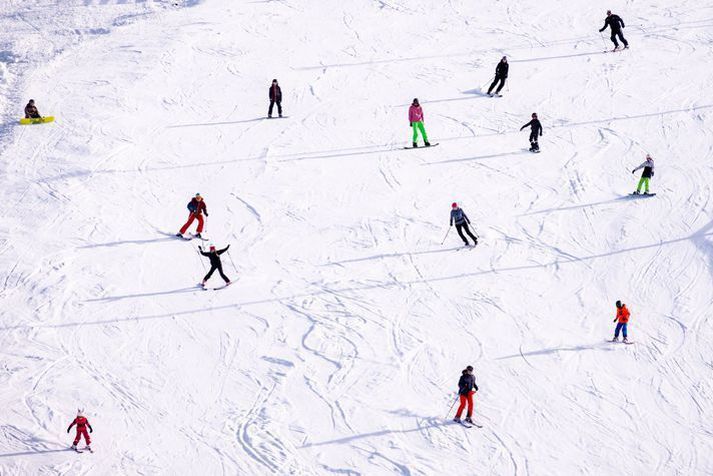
[633,191,640,195]
[195,232,202,239]
[279,114,283,118]
[425,142,431,147]
[412,142,418,148]
[175,232,183,237]
[453,417,461,423]
[643,191,650,195]
[465,417,474,424]
[611,336,619,342]
[623,337,629,343]
[86,445,93,453]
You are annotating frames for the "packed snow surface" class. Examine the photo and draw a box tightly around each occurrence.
[1,0,713,474]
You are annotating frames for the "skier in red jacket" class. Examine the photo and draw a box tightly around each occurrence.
[177,193,208,239]
[67,409,93,451]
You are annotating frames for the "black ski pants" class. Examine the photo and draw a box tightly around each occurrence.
[268,100,282,117]
[529,131,540,150]
[204,263,230,283]
[487,76,506,94]
[455,223,478,245]
[610,30,628,48]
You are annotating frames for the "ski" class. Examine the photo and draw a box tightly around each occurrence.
[403,143,439,150]
[73,447,83,453]
[201,282,233,291]
[607,339,634,345]
[85,447,94,453]
[267,116,289,119]
[629,192,656,197]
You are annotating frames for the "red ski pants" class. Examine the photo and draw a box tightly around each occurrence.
[73,428,91,446]
[180,213,204,234]
[455,391,475,418]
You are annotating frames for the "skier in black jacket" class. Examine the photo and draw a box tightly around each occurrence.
[599,10,629,50]
[454,365,478,424]
[268,79,282,118]
[487,56,509,97]
[520,113,543,152]
[450,202,478,247]
[199,244,231,287]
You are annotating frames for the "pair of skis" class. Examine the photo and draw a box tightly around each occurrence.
[73,446,93,454]
[453,419,483,429]
[176,233,207,241]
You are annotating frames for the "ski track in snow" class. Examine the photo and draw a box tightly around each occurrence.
[2,0,713,474]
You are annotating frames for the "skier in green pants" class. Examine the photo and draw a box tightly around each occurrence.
[632,154,655,195]
[408,98,430,148]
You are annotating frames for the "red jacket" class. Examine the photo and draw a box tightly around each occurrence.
[409,105,424,123]
[616,305,630,323]
[68,416,92,432]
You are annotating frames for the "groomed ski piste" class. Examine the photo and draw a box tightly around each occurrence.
[1,0,713,474]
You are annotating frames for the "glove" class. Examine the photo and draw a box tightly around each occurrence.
[613,318,617,323]
[205,212,209,216]
[631,169,635,174]
[198,246,203,250]
[89,428,93,433]
[66,428,70,433]
[409,122,413,127]
[651,171,655,177]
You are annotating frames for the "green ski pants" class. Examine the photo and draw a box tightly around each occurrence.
[636,177,650,193]
[411,121,428,144]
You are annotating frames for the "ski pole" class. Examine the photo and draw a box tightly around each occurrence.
[196,247,208,272]
[445,395,459,419]
[599,31,608,50]
[440,226,451,245]
[226,250,239,274]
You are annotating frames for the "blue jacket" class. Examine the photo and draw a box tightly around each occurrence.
[450,208,470,226]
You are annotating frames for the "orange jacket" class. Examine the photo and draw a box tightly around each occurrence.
[616,305,630,323]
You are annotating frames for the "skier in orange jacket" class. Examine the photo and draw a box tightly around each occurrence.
[612,300,630,343]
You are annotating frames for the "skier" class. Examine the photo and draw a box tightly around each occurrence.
[520,113,543,152]
[268,79,282,118]
[632,154,655,195]
[453,365,478,424]
[67,409,93,452]
[177,193,208,239]
[198,244,231,287]
[24,99,41,119]
[450,202,478,247]
[599,10,629,51]
[409,98,430,148]
[612,300,630,343]
[487,56,509,97]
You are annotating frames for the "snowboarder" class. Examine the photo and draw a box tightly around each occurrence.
[67,409,93,451]
[454,365,478,424]
[450,202,478,247]
[177,193,208,239]
[487,56,509,97]
[24,99,41,119]
[199,244,231,287]
[612,300,630,343]
[409,98,430,148]
[599,10,629,51]
[632,154,655,195]
[520,113,543,152]
[268,79,282,118]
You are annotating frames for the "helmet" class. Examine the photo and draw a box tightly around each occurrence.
[451,202,458,208]
[209,245,216,251]
[616,300,622,308]
[607,10,612,15]
[413,98,419,105]
[466,365,474,371]
[532,112,538,118]
[272,78,278,83]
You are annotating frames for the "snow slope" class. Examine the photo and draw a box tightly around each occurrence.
[2,0,713,474]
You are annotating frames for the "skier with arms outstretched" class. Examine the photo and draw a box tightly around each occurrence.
[453,365,478,425]
[612,300,631,343]
[199,244,231,288]
[520,113,543,152]
[631,154,655,195]
[599,10,629,51]
[450,202,478,247]
[67,409,93,452]
[177,193,208,239]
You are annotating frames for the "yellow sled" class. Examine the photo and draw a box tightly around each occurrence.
[20,116,54,125]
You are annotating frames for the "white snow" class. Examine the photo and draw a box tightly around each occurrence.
[1,0,713,474]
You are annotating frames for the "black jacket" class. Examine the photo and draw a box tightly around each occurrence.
[600,14,625,32]
[495,61,509,78]
[521,119,543,136]
[458,373,478,395]
[201,245,229,267]
[269,84,282,101]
